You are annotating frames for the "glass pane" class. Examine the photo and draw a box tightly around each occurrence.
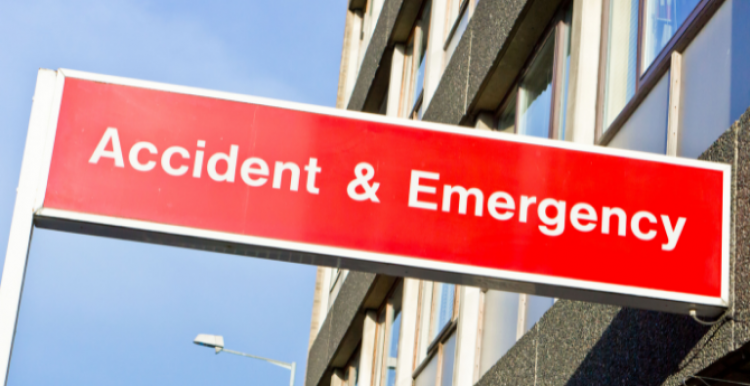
[384,282,402,386]
[609,70,670,154]
[445,5,469,63]
[389,311,402,358]
[414,55,427,108]
[496,92,516,133]
[432,283,455,340]
[384,310,401,386]
[416,282,433,363]
[479,291,519,377]
[557,7,573,140]
[517,33,555,138]
[440,332,457,386]
[642,0,700,72]
[678,0,734,158]
[603,0,639,130]
[525,295,554,332]
[414,353,438,386]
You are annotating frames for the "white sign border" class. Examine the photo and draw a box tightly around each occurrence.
[45,68,731,307]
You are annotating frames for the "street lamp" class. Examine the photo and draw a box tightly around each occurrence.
[194,334,295,386]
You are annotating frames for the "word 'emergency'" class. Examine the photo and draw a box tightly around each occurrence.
[408,170,687,251]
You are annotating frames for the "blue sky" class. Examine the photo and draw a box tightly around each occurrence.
[0,0,346,384]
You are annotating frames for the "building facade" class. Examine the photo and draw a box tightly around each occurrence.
[307,0,750,385]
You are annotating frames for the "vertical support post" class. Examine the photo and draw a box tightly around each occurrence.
[358,310,378,386]
[290,361,296,386]
[422,0,448,111]
[666,51,683,156]
[567,0,603,144]
[386,44,406,118]
[516,294,528,341]
[0,69,58,385]
[453,286,480,386]
[394,278,419,386]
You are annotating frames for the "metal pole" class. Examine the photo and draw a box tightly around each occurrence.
[0,69,60,386]
[220,348,295,385]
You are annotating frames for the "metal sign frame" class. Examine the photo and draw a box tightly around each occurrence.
[0,69,732,384]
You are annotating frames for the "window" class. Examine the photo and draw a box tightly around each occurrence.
[599,0,700,134]
[493,4,572,140]
[517,34,555,138]
[384,294,402,386]
[431,283,455,340]
[677,0,750,158]
[642,0,701,73]
[372,281,403,386]
[609,70,670,154]
[413,282,459,386]
[601,0,639,129]
[400,0,432,119]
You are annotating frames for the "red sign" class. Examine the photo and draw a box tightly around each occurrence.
[37,71,730,312]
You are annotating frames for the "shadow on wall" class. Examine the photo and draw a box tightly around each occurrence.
[566,308,711,386]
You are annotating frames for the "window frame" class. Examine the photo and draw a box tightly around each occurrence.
[491,3,572,140]
[399,0,432,119]
[595,0,723,144]
[411,281,459,386]
[371,280,404,386]
[444,0,470,50]
[330,267,342,290]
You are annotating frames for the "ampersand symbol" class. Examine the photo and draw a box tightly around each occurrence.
[347,162,380,203]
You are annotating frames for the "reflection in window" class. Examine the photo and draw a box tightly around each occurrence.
[518,33,555,138]
[642,0,700,72]
[432,283,455,340]
[494,4,571,138]
[603,0,639,130]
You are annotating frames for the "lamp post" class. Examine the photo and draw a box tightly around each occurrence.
[194,334,295,386]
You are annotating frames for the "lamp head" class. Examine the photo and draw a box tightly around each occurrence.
[193,334,224,353]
